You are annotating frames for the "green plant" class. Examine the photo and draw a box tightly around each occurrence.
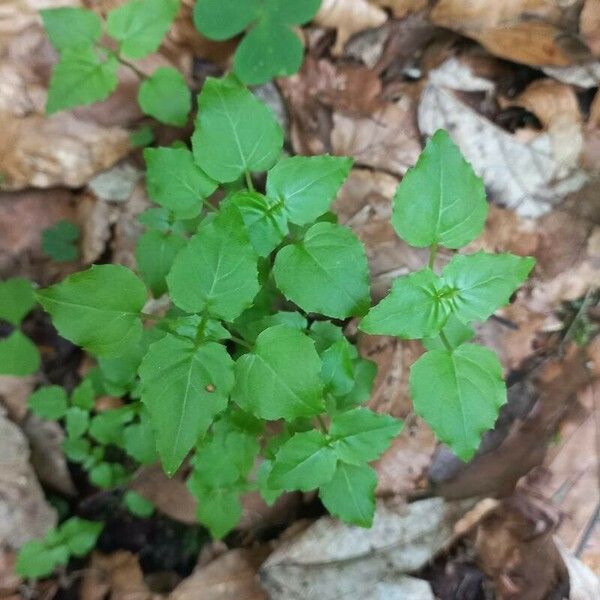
[193,0,322,85]
[16,518,102,579]
[14,75,534,573]
[41,1,190,126]
[42,220,80,262]
[0,278,40,375]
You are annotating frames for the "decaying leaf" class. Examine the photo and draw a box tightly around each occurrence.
[581,0,600,56]
[314,0,388,55]
[559,540,600,599]
[419,57,589,216]
[169,549,269,600]
[260,498,473,599]
[372,0,428,19]
[0,410,56,549]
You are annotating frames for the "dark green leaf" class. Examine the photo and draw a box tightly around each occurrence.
[123,491,154,517]
[321,338,356,397]
[0,331,40,376]
[42,220,80,262]
[192,0,259,40]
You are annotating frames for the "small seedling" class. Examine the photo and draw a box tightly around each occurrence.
[42,220,80,262]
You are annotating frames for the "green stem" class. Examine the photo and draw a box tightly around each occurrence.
[245,171,255,192]
[316,414,328,434]
[229,335,252,349]
[439,329,453,352]
[428,244,438,270]
[195,313,209,344]
[101,45,148,80]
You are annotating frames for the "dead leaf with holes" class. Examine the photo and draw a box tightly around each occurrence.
[314,0,388,55]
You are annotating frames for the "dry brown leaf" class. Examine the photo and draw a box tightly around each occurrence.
[419,57,588,216]
[430,0,588,67]
[169,549,268,600]
[373,0,427,18]
[314,0,388,55]
[81,551,160,600]
[331,96,422,177]
[0,374,35,421]
[0,410,56,549]
[260,498,474,600]
[543,62,600,88]
[557,539,600,598]
[581,0,600,56]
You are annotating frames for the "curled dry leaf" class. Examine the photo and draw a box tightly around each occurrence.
[260,498,474,600]
[419,57,588,216]
[314,0,388,55]
[430,0,590,67]
[169,549,269,600]
[0,411,56,549]
[581,0,600,56]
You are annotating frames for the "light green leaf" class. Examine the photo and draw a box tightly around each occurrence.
[392,129,488,249]
[60,517,103,556]
[233,325,324,420]
[330,408,403,465]
[360,269,451,339]
[321,338,356,397]
[0,331,40,376]
[319,462,377,527]
[442,252,536,324]
[309,321,345,353]
[47,48,119,114]
[71,379,96,410]
[66,407,90,439]
[136,230,186,298]
[0,278,35,326]
[224,191,288,256]
[269,430,337,491]
[41,7,102,51]
[274,222,370,319]
[42,220,80,263]
[28,386,68,420]
[63,438,92,463]
[192,76,283,183]
[89,407,134,447]
[423,314,474,351]
[124,491,154,517]
[409,344,506,461]
[234,19,303,85]
[138,67,191,126]
[192,0,259,40]
[36,265,147,358]
[139,334,235,475]
[336,357,377,411]
[167,212,259,321]
[256,460,283,506]
[16,541,69,579]
[266,155,353,225]
[187,476,242,539]
[144,147,217,216]
[123,410,158,464]
[106,0,180,59]
[90,462,128,489]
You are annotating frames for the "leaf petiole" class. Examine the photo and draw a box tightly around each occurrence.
[428,243,438,270]
[439,329,453,352]
[244,171,255,192]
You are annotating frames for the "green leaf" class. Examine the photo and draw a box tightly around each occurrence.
[89,462,128,488]
[409,344,506,461]
[0,277,36,325]
[256,460,283,506]
[187,476,242,538]
[392,129,488,249]
[139,334,235,475]
[319,462,377,527]
[360,269,451,339]
[123,410,158,464]
[28,386,68,420]
[423,314,475,351]
[167,212,259,321]
[47,48,119,114]
[265,0,321,25]
[330,408,403,464]
[138,67,191,126]
[60,517,103,556]
[321,338,356,397]
[71,379,96,410]
[233,325,324,420]
[41,7,102,51]
[192,76,283,183]
[106,0,180,59]
[63,438,92,463]
[0,331,40,376]
[16,541,69,579]
[36,265,147,358]
[336,357,377,411]
[442,252,536,324]
[144,147,217,217]
[42,220,80,262]
[309,321,345,353]
[136,230,186,297]
[234,19,303,85]
[273,222,370,319]
[89,407,134,447]
[269,430,337,491]
[124,491,154,517]
[224,191,288,257]
[66,407,89,439]
[266,155,353,225]
[193,0,259,40]
[130,125,154,148]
